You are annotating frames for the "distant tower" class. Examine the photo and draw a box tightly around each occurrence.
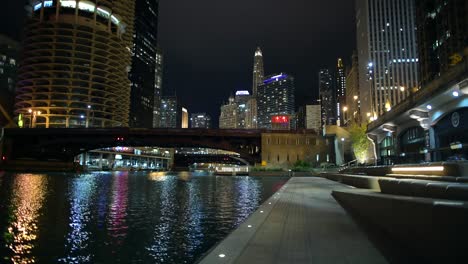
[319,69,336,127]
[252,47,264,97]
[257,73,295,129]
[336,58,346,126]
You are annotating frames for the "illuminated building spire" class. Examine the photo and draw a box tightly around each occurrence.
[252,47,264,97]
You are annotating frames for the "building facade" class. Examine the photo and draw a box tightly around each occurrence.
[306,105,321,132]
[0,35,18,127]
[257,73,295,129]
[416,0,468,86]
[261,132,327,167]
[129,0,160,128]
[191,113,211,128]
[181,107,188,128]
[153,47,164,128]
[345,52,361,124]
[319,69,336,127]
[356,0,419,122]
[219,96,237,128]
[336,58,346,126]
[367,0,468,165]
[160,96,178,128]
[16,0,135,128]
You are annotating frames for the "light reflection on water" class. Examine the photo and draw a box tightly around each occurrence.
[0,171,288,263]
[5,174,47,264]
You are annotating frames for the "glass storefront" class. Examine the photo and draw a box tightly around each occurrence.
[399,126,425,163]
[433,107,468,161]
[379,136,395,165]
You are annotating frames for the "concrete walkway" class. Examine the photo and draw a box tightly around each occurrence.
[199,177,387,264]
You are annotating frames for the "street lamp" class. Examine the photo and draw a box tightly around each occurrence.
[28,109,42,128]
[340,138,345,165]
[343,106,348,125]
[86,105,91,128]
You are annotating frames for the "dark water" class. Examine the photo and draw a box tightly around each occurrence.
[0,171,288,263]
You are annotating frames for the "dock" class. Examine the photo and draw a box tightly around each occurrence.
[199,177,387,263]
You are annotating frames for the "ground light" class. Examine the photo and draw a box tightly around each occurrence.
[218,254,226,258]
[453,91,460,97]
[392,166,444,172]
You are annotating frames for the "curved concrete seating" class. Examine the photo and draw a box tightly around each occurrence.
[332,189,468,263]
[322,173,381,190]
[379,177,468,201]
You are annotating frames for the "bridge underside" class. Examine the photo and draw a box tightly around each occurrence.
[1,128,262,165]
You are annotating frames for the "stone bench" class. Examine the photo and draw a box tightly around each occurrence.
[379,178,468,201]
[332,189,468,263]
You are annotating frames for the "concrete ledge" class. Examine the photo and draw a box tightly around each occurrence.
[321,173,381,191]
[333,189,468,263]
[379,178,468,201]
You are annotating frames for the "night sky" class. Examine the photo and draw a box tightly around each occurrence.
[1,0,356,127]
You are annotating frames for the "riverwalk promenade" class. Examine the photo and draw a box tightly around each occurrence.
[199,177,387,264]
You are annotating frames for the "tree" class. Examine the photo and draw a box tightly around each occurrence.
[349,123,372,164]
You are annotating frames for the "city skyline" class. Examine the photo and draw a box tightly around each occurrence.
[1,0,355,126]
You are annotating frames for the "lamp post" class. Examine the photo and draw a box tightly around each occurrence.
[86,105,91,128]
[28,109,42,128]
[341,137,345,165]
[343,106,348,126]
[28,109,32,128]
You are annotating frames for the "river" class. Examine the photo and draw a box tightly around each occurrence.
[0,171,288,263]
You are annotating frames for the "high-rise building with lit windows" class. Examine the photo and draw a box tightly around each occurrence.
[16,0,135,128]
[0,35,18,127]
[416,0,468,86]
[356,0,419,122]
[191,113,211,128]
[252,47,264,97]
[153,47,163,128]
[219,90,251,129]
[246,47,264,129]
[336,58,346,126]
[129,0,160,128]
[319,69,336,127]
[160,96,177,128]
[257,73,295,129]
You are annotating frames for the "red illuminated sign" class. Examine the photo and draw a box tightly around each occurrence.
[271,115,290,124]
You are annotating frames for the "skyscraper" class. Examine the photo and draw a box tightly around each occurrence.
[252,47,264,97]
[336,58,346,126]
[319,69,336,126]
[257,73,295,129]
[0,35,18,127]
[297,104,321,132]
[191,113,211,128]
[356,0,419,122]
[346,51,361,125]
[16,0,135,128]
[219,91,252,129]
[160,96,178,128]
[153,47,164,128]
[246,47,264,129]
[416,0,468,86]
[219,96,237,129]
[129,0,160,128]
